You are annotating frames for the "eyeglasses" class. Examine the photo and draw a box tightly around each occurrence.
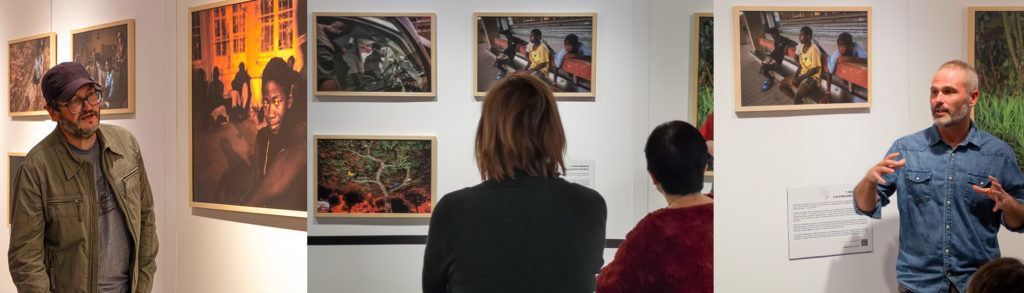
[55,90,102,114]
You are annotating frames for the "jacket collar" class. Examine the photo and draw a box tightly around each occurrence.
[49,124,125,180]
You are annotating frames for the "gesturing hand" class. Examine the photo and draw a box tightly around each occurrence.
[865,153,906,184]
[972,176,1018,213]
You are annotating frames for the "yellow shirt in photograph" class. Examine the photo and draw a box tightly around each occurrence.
[529,43,550,73]
[798,44,822,83]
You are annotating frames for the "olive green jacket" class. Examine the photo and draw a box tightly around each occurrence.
[9,124,158,293]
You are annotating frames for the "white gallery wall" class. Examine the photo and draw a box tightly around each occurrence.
[304,0,653,291]
[714,0,1024,292]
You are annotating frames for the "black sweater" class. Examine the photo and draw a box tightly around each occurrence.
[422,174,608,293]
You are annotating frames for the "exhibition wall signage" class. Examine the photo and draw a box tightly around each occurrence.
[733,7,872,112]
[71,19,136,115]
[473,13,597,99]
[313,13,436,97]
[969,7,1024,173]
[8,32,56,117]
[189,0,308,217]
[315,135,436,218]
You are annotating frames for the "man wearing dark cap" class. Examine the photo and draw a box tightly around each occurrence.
[8,62,158,293]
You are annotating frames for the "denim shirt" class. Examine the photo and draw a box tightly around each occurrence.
[855,123,1024,293]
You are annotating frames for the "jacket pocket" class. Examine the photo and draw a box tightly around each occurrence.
[120,167,141,232]
[44,196,85,250]
[45,197,81,221]
[904,170,932,204]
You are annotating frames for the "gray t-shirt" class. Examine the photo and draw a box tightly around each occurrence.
[70,143,131,293]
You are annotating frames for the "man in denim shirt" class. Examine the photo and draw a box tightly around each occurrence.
[854,60,1024,293]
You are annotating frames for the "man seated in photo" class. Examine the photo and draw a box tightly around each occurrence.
[823,32,868,103]
[759,27,796,91]
[779,26,823,105]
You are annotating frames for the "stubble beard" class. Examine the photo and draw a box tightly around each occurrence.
[933,101,970,127]
[59,110,100,139]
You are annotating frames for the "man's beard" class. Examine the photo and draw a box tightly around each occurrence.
[933,101,970,127]
[58,110,99,139]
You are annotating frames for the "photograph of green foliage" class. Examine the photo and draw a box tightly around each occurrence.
[970,7,1024,171]
[315,136,436,218]
[692,13,713,175]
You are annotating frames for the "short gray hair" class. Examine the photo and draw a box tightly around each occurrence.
[939,60,979,93]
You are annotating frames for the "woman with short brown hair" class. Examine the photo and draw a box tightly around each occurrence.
[423,73,607,293]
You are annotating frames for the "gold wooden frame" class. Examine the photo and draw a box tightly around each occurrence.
[71,19,136,115]
[314,135,437,218]
[472,12,597,99]
[188,0,307,218]
[968,7,1024,66]
[968,6,1024,167]
[8,32,56,117]
[312,12,437,97]
[8,152,26,226]
[732,6,872,112]
[691,13,714,177]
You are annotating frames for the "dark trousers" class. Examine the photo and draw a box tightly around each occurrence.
[898,282,959,293]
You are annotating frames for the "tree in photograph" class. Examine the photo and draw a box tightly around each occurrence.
[319,139,431,213]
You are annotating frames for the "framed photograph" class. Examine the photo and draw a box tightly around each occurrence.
[315,135,436,218]
[189,0,308,217]
[8,152,26,226]
[313,13,435,97]
[691,13,714,176]
[733,7,871,112]
[474,13,596,98]
[969,7,1024,172]
[8,32,56,117]
[72,19,135,115]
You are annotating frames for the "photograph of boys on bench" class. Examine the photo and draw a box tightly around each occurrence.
[734,7,870,112]
[475,13,595,98]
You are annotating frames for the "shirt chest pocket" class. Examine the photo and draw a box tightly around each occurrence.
[964,174,996,210]
[904,170,933,204]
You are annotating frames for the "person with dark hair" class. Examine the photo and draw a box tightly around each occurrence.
[596,120,713,293]
[423,73,607,293]
[363,42,384,78]
[9,62,158,293]
[779,26,823,104]
[555,33,592,68]
[209,66,229,124]
[969,257,1024,293]
[230,62,252,121]
[823,32,868,103]
[493,29,526,80]
[854,61,1024,293]
[525,29,550,80]
[759,27,797,91]
[242,57,307,210]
